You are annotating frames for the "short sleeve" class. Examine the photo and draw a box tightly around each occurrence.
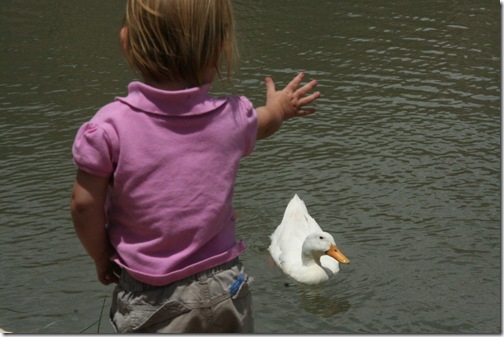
[238,96,258,157]
[72,122,116,177]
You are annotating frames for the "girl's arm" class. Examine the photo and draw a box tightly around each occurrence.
[256,72,320,140]
[71,169,119,285]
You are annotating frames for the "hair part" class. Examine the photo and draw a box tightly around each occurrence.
[123,0,237,87]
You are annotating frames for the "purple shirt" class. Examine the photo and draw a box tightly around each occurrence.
[72,82,257,286]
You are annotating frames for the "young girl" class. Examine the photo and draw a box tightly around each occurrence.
[71,0,320,333]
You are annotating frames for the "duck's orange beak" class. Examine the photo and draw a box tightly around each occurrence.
[326,244,350,264]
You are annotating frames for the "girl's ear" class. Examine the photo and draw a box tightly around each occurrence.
[120,26,129,54]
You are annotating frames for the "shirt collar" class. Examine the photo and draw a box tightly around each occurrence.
[116,81,226,117]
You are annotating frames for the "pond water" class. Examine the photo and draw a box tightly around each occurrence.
[0,0,500,333]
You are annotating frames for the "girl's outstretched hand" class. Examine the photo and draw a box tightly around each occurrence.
[256,72,320,140]
[265,72,320,120]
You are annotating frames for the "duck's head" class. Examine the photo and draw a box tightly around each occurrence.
[302,232,350,265]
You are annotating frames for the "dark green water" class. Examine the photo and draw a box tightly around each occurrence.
[1,0,500,333]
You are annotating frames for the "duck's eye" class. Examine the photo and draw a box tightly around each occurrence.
[319,236,324,240]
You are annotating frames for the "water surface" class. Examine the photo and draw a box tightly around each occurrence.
[0,0,500,333]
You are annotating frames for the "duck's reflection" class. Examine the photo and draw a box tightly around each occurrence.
[296,283,352,317]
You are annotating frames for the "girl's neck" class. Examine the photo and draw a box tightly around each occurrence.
[145,80,193,91]
[144,68,217,91]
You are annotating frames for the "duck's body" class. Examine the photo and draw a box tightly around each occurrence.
[268,194,349,284]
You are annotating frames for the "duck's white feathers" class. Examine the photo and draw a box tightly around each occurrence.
[269,194,320,269]
[268,194,341,283]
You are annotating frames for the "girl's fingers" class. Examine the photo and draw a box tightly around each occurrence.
[298,107,317,115]
[265,73,320,113]
[286,72,305,91]
[298,91,321,107]
[296,79,318,97]
[264,77,276,96]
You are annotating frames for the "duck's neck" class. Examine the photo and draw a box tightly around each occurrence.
[297,253,330,284]
[301,251,323,267]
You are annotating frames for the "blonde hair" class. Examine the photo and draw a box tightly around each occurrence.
[123,0,237,86]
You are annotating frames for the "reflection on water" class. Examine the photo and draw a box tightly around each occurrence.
[297,285,352,318]
[1,0,500,334]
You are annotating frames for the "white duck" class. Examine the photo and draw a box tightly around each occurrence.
[268,194,349,284]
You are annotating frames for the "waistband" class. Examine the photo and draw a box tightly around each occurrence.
[120,258,241,291]
[187,257,242,282]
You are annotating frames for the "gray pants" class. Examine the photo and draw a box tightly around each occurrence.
[110,258,254,333]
